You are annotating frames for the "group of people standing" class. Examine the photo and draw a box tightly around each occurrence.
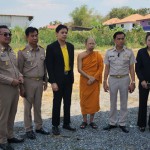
[0,24,149,150]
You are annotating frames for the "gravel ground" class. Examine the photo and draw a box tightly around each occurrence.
[12,87,150,150]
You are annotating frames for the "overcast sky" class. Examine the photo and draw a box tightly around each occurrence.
[0,0,150,28]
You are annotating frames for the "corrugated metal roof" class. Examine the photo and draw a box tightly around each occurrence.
[0,14,33,21]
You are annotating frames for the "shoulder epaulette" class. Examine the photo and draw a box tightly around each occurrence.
[21,47,26,51]
[39,45,44,49]
[108,47,114,51]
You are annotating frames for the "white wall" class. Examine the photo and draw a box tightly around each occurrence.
[116,23,134,31]
[0,16,32,28]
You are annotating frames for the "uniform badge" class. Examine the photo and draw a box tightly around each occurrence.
[123,53,129,59]
[5,61,8,65]
[27,51,32,57]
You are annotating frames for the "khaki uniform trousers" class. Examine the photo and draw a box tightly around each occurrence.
[24,78,43,132]
[108,75,130,126]
[0,84,19,144]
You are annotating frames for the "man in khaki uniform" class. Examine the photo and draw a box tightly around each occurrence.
[18,27,49,140]
[0,25,24,150]
[103,31,136,133]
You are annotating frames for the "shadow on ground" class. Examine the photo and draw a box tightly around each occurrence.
[13,107,150,150]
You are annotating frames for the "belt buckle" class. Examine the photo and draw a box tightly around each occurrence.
[64,71,68,75]
[117,75,121,78]
[35,78,40,80]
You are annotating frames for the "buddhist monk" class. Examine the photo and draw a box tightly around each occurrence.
[77,37,103,129]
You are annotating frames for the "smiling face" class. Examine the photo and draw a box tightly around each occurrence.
[0,28,11,46]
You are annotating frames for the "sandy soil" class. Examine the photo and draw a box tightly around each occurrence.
[15,49,150,122]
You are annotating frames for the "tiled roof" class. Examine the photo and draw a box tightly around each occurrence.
[103,18,120,25]
[137,14,150,21]
[116,14,144,24]
[47,24,58,29]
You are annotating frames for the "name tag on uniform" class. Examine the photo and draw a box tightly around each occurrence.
[5,61,8,65]
[123,54,129,59]
[109,55,115,57]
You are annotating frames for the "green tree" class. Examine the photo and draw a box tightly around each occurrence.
[49,20,62,25]
[135,8,150,15]
[69,5,102,27]
[106,6,135,19]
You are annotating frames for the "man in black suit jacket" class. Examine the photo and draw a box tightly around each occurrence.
[46,24,76,135]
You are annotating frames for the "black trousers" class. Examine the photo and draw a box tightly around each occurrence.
[137,83,150,127]
[52,74,73,127]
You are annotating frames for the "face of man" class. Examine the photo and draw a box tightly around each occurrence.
[26,31,38,46]
[146,35,150,49]
[56,28,68,42]
[86,38,96,51]
[114,34,125,48]
[0,28,11,46]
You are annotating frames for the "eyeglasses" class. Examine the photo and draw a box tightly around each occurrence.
[0,33,12,37]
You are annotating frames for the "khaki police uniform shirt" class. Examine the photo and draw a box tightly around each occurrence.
[18,44,47,82]
[104,46,136,75]
[0,44,22,85]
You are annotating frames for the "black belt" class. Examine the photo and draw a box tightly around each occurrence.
[110,74,128,78]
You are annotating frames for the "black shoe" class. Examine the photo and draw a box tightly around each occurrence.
[7,137,24,143]
[52,126,60,135]
[119,125,129,133]
[103,124,117,130]
[36,128,50,135]
[139,127,145,132]
[63,125,76,131]
[0,143,14,150]
[26,131,36,140]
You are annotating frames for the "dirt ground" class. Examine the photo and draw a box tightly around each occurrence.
[15,49,150,122]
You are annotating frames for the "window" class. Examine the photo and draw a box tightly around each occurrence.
[121,24,124,28]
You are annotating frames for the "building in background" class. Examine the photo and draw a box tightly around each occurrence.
[137,14,150,32]
[0,14,33,28]
[103,14,150,32]
[47,24,58,30]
